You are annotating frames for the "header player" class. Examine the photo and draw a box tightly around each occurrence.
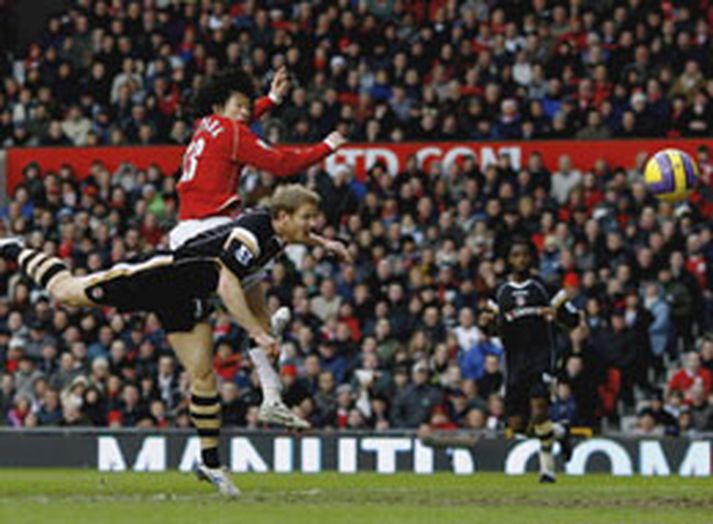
[0,185,335,497]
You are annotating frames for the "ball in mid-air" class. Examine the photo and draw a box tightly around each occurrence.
[643,148,699,202]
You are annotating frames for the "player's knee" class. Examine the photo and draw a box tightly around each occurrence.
[48,278,76,305]
[192,368,216,391]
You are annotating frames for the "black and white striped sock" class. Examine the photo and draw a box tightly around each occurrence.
[189,388,222,468]
[17,249,70,289]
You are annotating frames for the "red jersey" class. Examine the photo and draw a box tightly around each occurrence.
[177,97,333,220]
[668,368,713,397]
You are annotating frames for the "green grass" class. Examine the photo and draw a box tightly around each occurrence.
[0,470,711,523]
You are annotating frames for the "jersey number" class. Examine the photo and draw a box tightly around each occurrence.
[180,137,206,183]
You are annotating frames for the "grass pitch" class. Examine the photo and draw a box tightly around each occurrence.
[0,470,711,524]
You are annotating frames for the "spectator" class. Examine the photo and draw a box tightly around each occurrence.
[668,352,713,399]
[6,394,32,427]
[476,354,504,400]
[13,356,43,400]
[220,382,245,427]
[643,282,671,380]
[61,106,92,146]
[391,361,442,428]
[0,0,712,436]
[310,279,342,323]
[688,383,713,432]
[551,381,577,425]
[551,155,583,205]
[37,388,63,426]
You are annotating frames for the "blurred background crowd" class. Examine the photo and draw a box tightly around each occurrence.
[1,0,713,147]
[1,0,713,437]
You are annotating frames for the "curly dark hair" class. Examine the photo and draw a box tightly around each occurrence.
[508,235,538,266]
[192,68,256,117]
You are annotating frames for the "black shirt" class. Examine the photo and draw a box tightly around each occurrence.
[177,207,284,283]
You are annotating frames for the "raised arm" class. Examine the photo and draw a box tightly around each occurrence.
[251,66,290,121]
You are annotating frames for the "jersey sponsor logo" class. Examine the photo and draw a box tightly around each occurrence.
[504,306,545,322]
[234,244,254,266]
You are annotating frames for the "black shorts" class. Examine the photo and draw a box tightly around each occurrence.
[83,254,218,333]
[505,369,551,420]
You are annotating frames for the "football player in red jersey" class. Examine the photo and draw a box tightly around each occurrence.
[164,67,349,492]
[171,67,346,247]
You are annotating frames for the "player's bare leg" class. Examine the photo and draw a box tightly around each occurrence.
[169,324,239,498]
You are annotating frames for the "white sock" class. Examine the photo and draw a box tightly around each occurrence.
[248,348,282,404]
[539,448,555,477]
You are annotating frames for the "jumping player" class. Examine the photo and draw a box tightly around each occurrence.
[0,185,336,496]
[483,238,578,483]
[173,66,347,244]
[171,65,349,421]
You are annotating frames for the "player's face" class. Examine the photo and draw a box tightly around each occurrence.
[281,203,318,243]
[509,244,531,274]
[222,92,252,121]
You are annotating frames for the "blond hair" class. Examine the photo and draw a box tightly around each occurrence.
[270,184,321,217]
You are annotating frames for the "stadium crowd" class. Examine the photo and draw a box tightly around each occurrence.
[1,0,713,147]
[0,0,713,436]
[1,143,713,434]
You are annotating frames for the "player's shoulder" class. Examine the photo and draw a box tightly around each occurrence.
[494,280,512,301]
[192,115,237,140]
[495,274,548,298]
[528,275,553,297]
[232,208,274,242]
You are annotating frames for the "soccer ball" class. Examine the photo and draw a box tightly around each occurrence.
[643,148,699,202]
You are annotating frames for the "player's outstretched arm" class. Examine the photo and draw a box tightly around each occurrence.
[216,265,278,355]
[306,233,353,263]
[235,128,347,178]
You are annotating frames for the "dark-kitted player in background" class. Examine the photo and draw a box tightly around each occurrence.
[481,238,580,483]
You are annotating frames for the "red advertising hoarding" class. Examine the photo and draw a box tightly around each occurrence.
[6,139,713,196]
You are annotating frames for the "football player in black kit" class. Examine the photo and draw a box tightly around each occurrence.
[483,238,579,483]
[0,184,350,496]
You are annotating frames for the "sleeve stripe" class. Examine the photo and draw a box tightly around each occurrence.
[225,227,261,257]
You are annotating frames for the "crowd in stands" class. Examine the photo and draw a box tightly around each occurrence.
[1,142,713,434]
[1,1,713,436]
[1,0,713,147]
